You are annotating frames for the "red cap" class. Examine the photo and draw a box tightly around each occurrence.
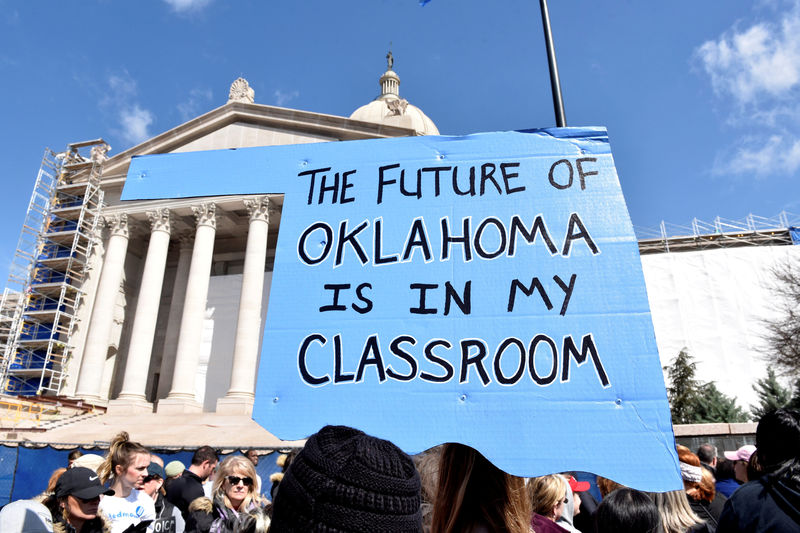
[568,476,590,492]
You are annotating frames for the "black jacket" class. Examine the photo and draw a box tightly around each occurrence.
[717,474,800,532]
[689,493,727,533]
[154,492,182,533]
[53,515,111,533]
[165,470,205,520]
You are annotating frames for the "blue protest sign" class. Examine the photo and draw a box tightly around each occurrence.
[123,128,681,491]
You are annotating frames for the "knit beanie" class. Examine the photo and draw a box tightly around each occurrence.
[270,425,422,533]
[164,460,186,478]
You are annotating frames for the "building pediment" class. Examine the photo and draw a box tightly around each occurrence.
[101,101,419,180]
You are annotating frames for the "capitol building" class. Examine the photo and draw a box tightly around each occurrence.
[0,57,798,447]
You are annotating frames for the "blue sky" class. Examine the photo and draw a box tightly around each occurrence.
[1,0,798,272]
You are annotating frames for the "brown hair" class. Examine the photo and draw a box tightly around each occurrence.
[98,432,149,484]
[693,467,716,503]
[67,450,83,462]
[677,445,703,495]
[677,445,700,467]
[431,443,530,533]
[596,476,625,497]
[41,493,102,531]
[46,468,66,494]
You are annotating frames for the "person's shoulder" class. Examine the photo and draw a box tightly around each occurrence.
[690,522,711,533]
[57,514,111,533]
[531,514,569,533]
[166,474,186,492]
[135,489,156,508]
[141,498,156,519]
[98,494,119,509]
[184,469,202,481]
[731,478,771,499]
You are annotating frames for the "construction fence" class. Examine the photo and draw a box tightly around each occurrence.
[0,443,287,506]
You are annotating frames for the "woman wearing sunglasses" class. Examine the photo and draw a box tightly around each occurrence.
[42,466,114,533]
[188,455,267,533]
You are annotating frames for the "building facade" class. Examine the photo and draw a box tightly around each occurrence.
[0,65,439,417]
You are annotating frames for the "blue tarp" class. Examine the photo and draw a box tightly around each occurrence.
[0,445,285,505]
[790,226,800,245]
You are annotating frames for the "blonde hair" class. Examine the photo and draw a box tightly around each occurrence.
[98,432,149,484]
[528,474,568,517]
[212,456,260,511]
[648,490,704,533]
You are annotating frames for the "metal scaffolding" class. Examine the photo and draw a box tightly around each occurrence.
[0,141,107,396]
[635,212,800,254]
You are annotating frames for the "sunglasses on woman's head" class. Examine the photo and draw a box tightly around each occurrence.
[226,475,253,486]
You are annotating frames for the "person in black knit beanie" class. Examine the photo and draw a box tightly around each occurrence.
[269,425,422,533]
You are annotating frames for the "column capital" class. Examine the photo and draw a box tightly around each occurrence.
[243,196,271,223]
[146,208,171,234]
[191,203,217,229]
[103,213,129,238]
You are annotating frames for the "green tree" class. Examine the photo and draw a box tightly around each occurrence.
[695,382,749,423]
[762,261,800,376]
[787,376,800,410]
[665,348,748,423]
[665,348,703,424]
[751,367,792,420]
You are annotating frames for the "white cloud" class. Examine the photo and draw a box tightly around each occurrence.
[178,87,213,121]
[714,135,800,177]
[100,71,156,148]
[695,1,800,177]
[696,17,800,104]
[107,74,138,101]
[119,106,154,145]
[274,89,300,107]
[163,0,212,13]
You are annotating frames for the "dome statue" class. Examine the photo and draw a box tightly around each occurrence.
[350,54,439,135]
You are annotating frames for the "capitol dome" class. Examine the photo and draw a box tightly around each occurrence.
[350,53,440,136]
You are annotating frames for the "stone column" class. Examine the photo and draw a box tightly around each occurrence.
[157,203,216,413]
[156,233,193,399]
[75,214,130,403]
[108,209,171,413]
[217,197,272,415]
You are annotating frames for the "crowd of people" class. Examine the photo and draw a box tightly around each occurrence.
[0,408,798,533]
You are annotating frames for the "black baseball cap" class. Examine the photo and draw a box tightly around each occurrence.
[55,467,114,499]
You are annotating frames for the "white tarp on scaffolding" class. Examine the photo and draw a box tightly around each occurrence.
[641,244,800,412]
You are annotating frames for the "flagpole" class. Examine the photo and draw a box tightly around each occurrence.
[539,0,567,127]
